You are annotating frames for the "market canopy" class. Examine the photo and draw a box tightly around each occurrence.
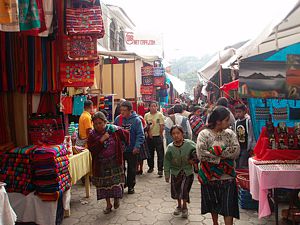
[197,48,236,81]
[224,0,300,66]
[166,73,186,95]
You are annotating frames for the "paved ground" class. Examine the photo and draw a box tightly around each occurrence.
[62,166,293,225]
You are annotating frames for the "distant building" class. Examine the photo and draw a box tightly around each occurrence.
[98,3,135,51]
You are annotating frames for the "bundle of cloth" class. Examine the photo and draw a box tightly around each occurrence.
[0,145,37,195]
[198,145,236,184]
[32,145,72,201]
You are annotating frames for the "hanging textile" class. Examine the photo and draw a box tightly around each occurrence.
[60,61,95,87]
[18,0,41,31]
[38,0,53,37]
[0,93,9,144]
[61,96,73,115]
[63,35,98,61]
[0,0,13,23]
[0,33,60,93]
[72,95,87,116]
[0,0,20,31]
[66,5,104,38]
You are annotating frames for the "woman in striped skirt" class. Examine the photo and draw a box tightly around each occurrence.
[196,106,240,225]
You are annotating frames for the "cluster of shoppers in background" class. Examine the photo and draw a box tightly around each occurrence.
[77,96,256,225]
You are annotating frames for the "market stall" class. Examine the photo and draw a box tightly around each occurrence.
[0,0,104,224]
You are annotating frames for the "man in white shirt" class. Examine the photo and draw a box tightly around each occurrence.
[165,104,192,145]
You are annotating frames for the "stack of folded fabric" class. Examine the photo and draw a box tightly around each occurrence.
[33,145,72,201]
[0,145,37,195]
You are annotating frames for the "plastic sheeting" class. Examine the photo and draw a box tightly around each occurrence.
[165,73,186,95]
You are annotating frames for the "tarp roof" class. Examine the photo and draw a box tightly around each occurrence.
[166,73,186,95]
[198,0,300,81]
[224,0,300,66]
[197,48,236,81]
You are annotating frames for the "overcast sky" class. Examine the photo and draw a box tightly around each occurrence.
[103,0,298,60]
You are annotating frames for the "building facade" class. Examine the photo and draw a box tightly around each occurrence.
[98,3,135,51]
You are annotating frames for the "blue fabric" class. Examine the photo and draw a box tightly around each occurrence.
[114,112,145,152]
[72,96,87,116]
[249,98,300,140]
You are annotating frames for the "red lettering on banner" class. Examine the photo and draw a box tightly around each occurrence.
[125,32,157,46]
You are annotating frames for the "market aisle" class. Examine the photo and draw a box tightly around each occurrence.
[62,164,284,225]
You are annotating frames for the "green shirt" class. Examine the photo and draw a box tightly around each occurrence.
[164,139,196,178]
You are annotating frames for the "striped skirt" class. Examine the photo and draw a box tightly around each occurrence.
[201,179,240,219]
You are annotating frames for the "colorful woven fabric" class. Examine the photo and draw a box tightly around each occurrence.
[141,66,154,76]
[0,0,20,31]
[255,107,270,120]
[0,0,13,23]
[153,67,165,77]
[153,76,165,86]
[142,75,153,86]
[140,85,154,95]
[63,35,98,61]
[198,146,236,184]
[142,94,153,102]
[19,0,41,31]
[66,6,104,38]
[61,96,73,114]
[273,107,288,120]
[60,61,95,87]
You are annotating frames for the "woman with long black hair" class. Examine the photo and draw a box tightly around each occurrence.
[196,106,240,225]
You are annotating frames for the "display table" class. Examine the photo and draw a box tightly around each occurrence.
[0,185,17,225]
[249,158,300,224]
[66,150,92,216]
[7,190,70,225]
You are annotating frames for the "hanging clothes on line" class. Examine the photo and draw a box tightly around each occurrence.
[61,96,73,115]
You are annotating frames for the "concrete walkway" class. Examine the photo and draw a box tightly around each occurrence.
[61,167,291,225]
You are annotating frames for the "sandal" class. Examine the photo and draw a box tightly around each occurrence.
[103,206,112,214]
[114,198,120,209]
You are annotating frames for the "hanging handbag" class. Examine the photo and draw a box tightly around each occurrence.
[153,76,165,86]
[60,61,95,87]
[142,94,153,102]
[66,6,105,38]
[142,76,153,86]
[28,114,65,145]
[153,67,165,77]
[63,35,98,61]
[140,85,154,95]
[141,66,154,76]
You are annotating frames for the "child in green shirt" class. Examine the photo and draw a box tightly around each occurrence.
[164,125,198,219]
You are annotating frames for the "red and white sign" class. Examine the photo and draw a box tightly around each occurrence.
[125,31,163,57]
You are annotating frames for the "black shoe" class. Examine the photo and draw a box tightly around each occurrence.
[128,188,135,194]
[158,171,163,177]
[147,168,154,173]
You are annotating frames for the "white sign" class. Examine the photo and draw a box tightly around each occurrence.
[125,32,163,57]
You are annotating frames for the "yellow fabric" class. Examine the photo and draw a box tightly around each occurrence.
[144,112,164,136]
[79,111,92,139]
[0,0,13,24]
[68,150,92,185]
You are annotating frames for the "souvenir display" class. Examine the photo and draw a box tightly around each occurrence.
[288,133,296,149]
[266,114,275,138]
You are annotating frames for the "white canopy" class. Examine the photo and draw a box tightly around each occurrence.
[224,0,300,67]
[166,73,186,95]
[197,48,236,81]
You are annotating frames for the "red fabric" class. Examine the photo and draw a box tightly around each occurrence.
[137,104,146,117]
[220,80,239,97]
[254,127,300,161]
[37,93,60,114]
[21,0,47,36]
[61,96,73,114]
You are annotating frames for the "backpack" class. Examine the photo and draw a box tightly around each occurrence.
[169,115,189,139]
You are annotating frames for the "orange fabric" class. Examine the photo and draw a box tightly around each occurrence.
[79,111,92,139]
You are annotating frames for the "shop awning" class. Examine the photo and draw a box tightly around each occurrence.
[224,0,300,66]
[197,48,236,81]
[165,73,186,95]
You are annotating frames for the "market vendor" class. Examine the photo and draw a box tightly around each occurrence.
[76,100,93,147]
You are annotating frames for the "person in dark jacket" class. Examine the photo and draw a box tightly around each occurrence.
[114,101,145,194]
